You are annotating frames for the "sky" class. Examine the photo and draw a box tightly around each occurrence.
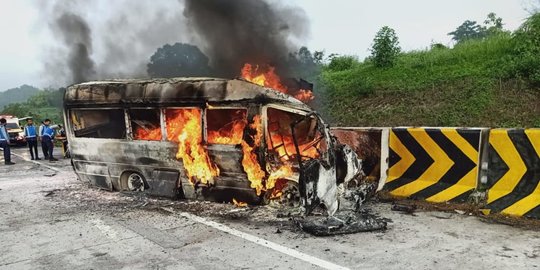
[0,0,534,91]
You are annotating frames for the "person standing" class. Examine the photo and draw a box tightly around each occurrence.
[56,125,69,158]
[39,121,49,159]
[24,118,41,160]
[40,119,58,162]
[0,118,15,165]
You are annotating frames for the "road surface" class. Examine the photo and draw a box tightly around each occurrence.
[1,148,539,269]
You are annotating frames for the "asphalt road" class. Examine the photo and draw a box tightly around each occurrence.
[1,148,539,269]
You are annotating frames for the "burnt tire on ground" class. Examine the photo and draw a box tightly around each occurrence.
[119,172,146,192]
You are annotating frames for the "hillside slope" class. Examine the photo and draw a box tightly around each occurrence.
[318,34,540,128]
[0,85,40,110]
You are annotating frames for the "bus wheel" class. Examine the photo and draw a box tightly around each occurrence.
[121,172,146,192]
[265,180,301,208]
[278,181,301,208]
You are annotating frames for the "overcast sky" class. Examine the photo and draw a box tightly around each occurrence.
[0,0,533,91]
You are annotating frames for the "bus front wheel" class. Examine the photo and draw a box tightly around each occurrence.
[120,172,146,192]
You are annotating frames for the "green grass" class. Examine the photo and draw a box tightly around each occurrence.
[318,34,540,128]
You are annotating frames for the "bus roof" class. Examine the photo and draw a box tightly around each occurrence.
[64,77,312,110]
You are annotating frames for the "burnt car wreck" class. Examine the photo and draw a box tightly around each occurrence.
[64,78,382,232]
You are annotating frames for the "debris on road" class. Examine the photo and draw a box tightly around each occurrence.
[391,202,417,215]
[295,210,387,236]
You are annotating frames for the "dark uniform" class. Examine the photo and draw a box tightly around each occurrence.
[41,124,56,161]
[24,124,40,160]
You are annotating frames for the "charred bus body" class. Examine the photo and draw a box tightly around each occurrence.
[64,78,363,215]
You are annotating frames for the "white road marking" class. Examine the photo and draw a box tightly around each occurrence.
[11,153,61,172]
[175,210,350,270]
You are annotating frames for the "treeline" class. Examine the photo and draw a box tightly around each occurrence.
[318,12,540,127]
[1,88,65,124]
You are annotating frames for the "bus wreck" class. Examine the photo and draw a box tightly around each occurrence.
[64,78,366,216]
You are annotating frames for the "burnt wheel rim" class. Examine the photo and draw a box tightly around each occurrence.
[277,182,301,208]
[127,173,145,191]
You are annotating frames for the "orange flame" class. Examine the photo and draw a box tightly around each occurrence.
[241,64,314,103]
[266,165,294,191]
[167,109,220,185]
[232,198,248,207]
[207,110,247,145]
[134,127,162,141]
[240,115,266,195]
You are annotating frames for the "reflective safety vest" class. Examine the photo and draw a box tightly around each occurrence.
[0,125,8,141]
[41,125,55,138]
[25,125,37,138]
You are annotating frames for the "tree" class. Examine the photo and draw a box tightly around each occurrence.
[484,12,505,35]
[448,20,484,43]
[449,13,507,43]
[147,43,212,78]
[370,26,401,68]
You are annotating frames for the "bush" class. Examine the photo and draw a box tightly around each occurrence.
[326,56,356,72]
[511,13,540,86]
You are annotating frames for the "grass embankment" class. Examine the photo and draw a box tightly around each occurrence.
[318,35,540,128]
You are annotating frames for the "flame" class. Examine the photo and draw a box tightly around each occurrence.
[294,89,315,102]
[232,198,248,207]
[240,114,294,196]
[207,110,247,145]
[134,126,162,141]
[241,64,314,103]
[266,165,294,191]
[240,115,266,195]
[167,109,220,185]
[129,106,317,201]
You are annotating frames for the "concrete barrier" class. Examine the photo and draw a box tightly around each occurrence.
[486,129,540,218]
[383,128,485,203]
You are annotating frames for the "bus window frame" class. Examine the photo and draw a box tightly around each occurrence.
[163,106,204,143]
[68,107,129,140]
[205,106,249,146]
[127,107,164,142]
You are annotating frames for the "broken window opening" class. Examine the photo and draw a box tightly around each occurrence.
[266,108,322,163]
[129,109,162,141]
[206,108,247,145]
[70,109,126,139]
[165,108,203,142]
[292,115,328,161]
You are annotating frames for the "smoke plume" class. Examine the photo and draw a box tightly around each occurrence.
[183,0,310,78]
[41,0,309,85]
[53,13,96,84]
[42,0,187,86]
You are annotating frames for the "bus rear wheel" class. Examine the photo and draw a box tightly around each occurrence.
[120,172,146,192]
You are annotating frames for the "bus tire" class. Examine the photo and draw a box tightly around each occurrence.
[120,172,146,192]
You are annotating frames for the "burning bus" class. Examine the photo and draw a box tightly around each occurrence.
[63,75,364,215]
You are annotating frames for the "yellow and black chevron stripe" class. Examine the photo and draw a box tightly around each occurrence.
[385,128,480,202]
[487,129,540,218]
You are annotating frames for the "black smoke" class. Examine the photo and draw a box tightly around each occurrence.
[42,0,186,86]
[41,0,309,85]
[183,0,309,78]
[53,13,96,84]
